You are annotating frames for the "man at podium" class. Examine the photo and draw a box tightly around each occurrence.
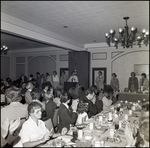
[68,71,78,82]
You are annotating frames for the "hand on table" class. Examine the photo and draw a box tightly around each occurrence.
[42,132,51,143]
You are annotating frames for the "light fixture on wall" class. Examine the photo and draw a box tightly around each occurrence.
[1,45,9,55]
[105,17,149,49]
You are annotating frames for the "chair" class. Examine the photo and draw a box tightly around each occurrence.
[52,108,59,133]
[44,118,54,134]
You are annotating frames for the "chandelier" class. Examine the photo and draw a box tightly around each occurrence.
[105,17,149,49]
[1,45,9,55]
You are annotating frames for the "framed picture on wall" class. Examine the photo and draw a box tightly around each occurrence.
[92,68,107,86]
[60,68,69,78]
[134,64,149,76]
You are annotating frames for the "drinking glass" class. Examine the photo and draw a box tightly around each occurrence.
[117,106,120,112]
[115,123,119,130]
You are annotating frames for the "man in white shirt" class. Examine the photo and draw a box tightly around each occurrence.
[68,71,78,82]
[14,101,52,147]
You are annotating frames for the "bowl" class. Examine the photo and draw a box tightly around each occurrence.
[84,136,92,140]
[76,125,85,130]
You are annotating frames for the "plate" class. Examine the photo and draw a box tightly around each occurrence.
[103,136,122,144]
[76,125,85,129]
[46,139,66,147]
[116,129,124,135]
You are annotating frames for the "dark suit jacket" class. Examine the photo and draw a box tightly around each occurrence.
[42,100,57,121]
[82,96,97,118]
[128,77,138,92]
[58,103,78,132]
[20,75,28,83]
[95,97,103,113]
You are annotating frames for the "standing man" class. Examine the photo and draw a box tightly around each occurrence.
[68,71,78,82]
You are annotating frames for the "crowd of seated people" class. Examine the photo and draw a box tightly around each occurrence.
[1,71,149,147]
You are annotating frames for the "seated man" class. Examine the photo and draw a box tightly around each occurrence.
[14,102,52,147]
[58,92,78,133]
[42,91,57,121]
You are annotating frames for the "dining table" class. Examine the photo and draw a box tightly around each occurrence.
[40,100,142,147]
[118,92,149,102]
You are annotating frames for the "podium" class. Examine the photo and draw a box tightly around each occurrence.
[64,82,77,92]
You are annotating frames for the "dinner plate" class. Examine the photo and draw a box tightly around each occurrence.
[103,136,122,144]
[76,125,85,130]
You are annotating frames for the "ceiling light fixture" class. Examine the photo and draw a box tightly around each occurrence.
[1,45,9,55]
[105,17,149,49]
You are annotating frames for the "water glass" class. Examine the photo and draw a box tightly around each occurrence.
[124,114,128,120]
[109,128,115,138]
[129,110,132,115]
[73,130,78,140]
[89,123,94,130]
[78,130,83,139]
[117,106,120,112]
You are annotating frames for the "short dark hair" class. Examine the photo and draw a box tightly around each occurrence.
[141,73,147,78]
[30,74,33,77]
[53,71,57,75]
[85,88,94,96]
[103,85,114,94]
[54,89,62,98]
[77,100,89,114]
[99,71,102,75]
[62,71,65,74]
[42,82,48,90]
[131,72,136,77]
[36,72,40,75]
[112,73,117,77]
[28,101,42,115]
[60,92,70,103]
[68,87,78,99]
[31,88,41,100]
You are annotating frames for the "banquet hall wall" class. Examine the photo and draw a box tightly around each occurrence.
[1,12,149,90]
[1,45,149,91]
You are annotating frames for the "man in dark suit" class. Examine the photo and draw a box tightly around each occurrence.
[20,74,28,83]
[58,92,78,133]
[82,88,97,118]
[42,92,57,122]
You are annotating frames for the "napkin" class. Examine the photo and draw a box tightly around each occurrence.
[75,140,91,147]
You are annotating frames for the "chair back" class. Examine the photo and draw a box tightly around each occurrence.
[44,118,54,134]
[52,108,59,128]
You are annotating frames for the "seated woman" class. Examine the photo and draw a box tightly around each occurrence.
[76,100,89,125]
[102,85,113,111]
[82,88,97,118]
[53,88,63,108]
[58,92,78,133]
[31,88,45,110]
[14,101,52,147]
[90,85,103,113]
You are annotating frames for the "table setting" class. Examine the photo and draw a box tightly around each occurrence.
[40,100,143,147]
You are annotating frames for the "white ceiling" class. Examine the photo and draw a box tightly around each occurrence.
[1,1,149,50]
